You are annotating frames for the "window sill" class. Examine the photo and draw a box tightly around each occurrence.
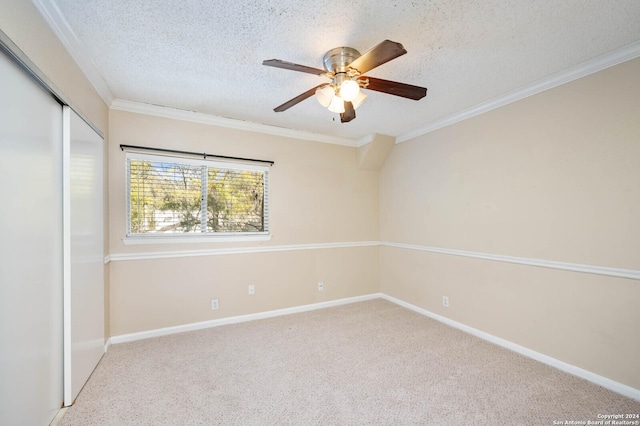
[123,233,272,245]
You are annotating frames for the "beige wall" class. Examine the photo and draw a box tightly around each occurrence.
[108,110,380,335]
[0,0,111,338]
[380,58,640,389]
[109,110,379,253]
[110,247,378,335]
[8,0,638,391]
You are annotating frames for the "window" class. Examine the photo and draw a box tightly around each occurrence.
[126,152,269,239]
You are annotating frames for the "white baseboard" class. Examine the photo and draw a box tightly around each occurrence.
[109,293,382,345]
[106,292,638,401]
[104,337,112,353]
[380,294,640,401]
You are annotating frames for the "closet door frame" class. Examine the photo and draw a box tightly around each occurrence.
[1,28,106,411]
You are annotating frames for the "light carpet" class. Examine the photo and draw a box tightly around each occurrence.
[61,299,639,425]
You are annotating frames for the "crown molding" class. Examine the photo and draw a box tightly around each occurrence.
[355,134,375,147]
[111,99,360,147]
[32,0,115,106]
[397,40,640,144]
[30,0,363,146]
[37,0,639,148]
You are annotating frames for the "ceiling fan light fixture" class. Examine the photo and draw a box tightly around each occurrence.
[263,40,427,122]
[339,79,360,102]
[351,91,367,109]
[315,85,334,107]
[328,95,345,113]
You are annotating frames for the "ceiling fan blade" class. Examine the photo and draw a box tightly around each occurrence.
[364,77,427,100]
[274,84,328,112]
[340,101,356,123]
[263,59,327,76]
[348,40,407,74]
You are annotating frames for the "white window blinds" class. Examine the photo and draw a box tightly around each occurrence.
[126,153,269,236]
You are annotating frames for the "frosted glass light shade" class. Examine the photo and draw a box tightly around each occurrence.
[352,91,367,109]
[339,79,360,102]
[328,95,345,113]
[315,85,334,107]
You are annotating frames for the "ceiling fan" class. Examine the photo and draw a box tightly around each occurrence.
[263,40,427,123]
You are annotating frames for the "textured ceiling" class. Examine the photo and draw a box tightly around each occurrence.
[50,0,640,141]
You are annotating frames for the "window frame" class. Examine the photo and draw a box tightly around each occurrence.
[124,151,270,244]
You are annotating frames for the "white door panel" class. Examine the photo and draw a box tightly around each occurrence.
[64,106,105,405]
[0,49,64,426]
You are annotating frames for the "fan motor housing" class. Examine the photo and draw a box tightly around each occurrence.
[323,47,361,73]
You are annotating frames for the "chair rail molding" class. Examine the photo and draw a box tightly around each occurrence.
[381,241,640,281]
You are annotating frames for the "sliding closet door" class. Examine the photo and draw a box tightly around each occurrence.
[64,106,105,405]
[0,52,64,424]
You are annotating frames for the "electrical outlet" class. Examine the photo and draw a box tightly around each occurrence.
[442,296,449,307]
[211,298,219,310]
[248,285,255,295]
[318,282,324,291]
